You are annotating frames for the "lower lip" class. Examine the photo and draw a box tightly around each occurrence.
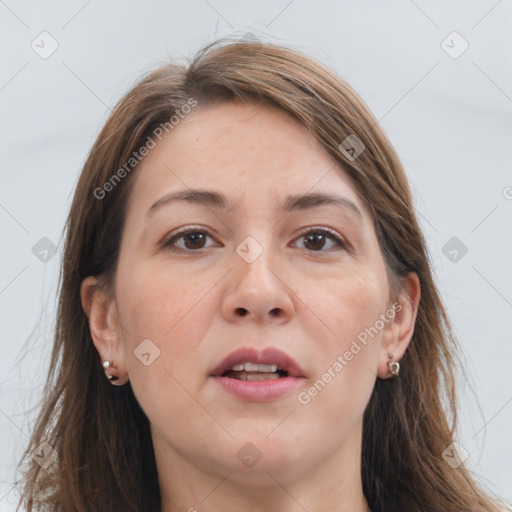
[211,376,304,402]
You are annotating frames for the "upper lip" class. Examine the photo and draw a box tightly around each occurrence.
[210,347,306,378]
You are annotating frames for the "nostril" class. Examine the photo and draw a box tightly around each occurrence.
[236,308,248,316]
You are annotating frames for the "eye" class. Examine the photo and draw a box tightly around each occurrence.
[162,228,218,251]
[162,226,348,253]
[293,228,347,252]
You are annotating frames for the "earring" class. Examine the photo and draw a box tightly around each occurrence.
[102,360,119,382]
[387,354,400,377]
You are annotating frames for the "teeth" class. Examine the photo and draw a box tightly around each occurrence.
[257,363,278,372]
[233,372,281,381]
[246,373,280,381]
[230,362,279,372]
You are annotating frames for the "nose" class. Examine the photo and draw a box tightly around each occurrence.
[220,243,295,324]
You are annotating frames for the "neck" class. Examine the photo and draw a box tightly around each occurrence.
[154,423,372,512]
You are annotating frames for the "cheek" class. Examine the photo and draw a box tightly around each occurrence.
[117,261,211,345]
[304,263,388,349]
[115,266,217,430]
[297,265,386,412]
[115,263,216,392]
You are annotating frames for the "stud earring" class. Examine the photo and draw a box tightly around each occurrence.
[387,354,400,377]
[102,360,119,382]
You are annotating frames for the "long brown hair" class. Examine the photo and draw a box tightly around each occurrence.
[17,37,508,512]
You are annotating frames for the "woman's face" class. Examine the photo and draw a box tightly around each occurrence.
[94,101,414,483]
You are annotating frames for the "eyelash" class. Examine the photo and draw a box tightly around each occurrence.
[162,226,348,253]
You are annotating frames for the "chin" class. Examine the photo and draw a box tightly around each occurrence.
[215,432,315,481]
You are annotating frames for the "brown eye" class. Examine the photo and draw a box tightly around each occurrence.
[303,232,327,250]
[181,232,207,249]
[163,230,216,251]
[295,229,346,252]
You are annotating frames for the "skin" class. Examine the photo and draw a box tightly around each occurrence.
[81,101,420,512]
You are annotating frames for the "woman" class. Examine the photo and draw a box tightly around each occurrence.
[17,38,509,511]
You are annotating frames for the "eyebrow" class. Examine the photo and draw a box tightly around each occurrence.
[146,189,363,220]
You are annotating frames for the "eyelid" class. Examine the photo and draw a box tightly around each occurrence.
[294,226,349,251]
[161,225,215,247]
[162,225,350,252]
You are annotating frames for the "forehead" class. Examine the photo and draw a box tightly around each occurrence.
[128,101,368,219]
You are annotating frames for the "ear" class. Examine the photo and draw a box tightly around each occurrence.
[80,276,129,385]
[377,271,421,379]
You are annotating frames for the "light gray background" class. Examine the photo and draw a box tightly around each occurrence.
[1,1,511,510]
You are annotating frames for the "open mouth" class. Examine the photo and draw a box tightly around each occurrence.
[222,363,289,381]
[210,348,306,401]
[210,347,305,380]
